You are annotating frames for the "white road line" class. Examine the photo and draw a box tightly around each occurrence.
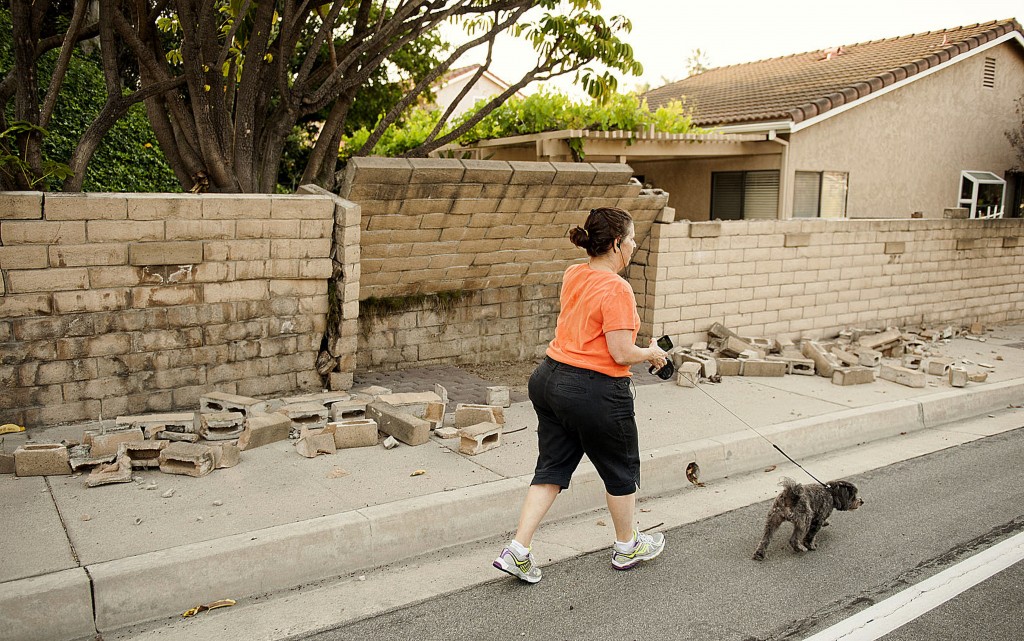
[802,530,1024,641]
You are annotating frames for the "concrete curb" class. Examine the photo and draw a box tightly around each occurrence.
[4,378,1023,640]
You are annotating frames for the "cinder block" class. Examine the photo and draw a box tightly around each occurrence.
[0,191,42,219]
[129,241,203,266]
[925,358,954,376]
[86,455,134,487]
[948,367,969,387]
[832,367,876,386]
[454,403,505,428]
[458,422,503,455]
[158,442,215,477]
[784,233,811,247]
[852,347,882,367]
[295,427,337,458]
[801,341,840,378]
[116,413,197,438]
[880,364,927,388]
[200,391,266,416]
[198,411,245,441]
[689,222,721,238]
[329,397,370,421]
[716,358,742,376]
[45,193,127,220]
[116,440,166,469]
[237,412,292,450]
[719,335,755,358]
[766,355,815,375]
[486,386,511,408]
[14,443,71,476]
[901,354,924,370]
[740,360,786,377]
[858,329,902,351]
[367,401,431,446]
[831,348,860,367]
[679,352,717,377]
[83,428,144,458]
[676,362,701,387]
[376,392,444,420]
[209,443,241,468]
[330,418,379,449]
[278,402,329,432]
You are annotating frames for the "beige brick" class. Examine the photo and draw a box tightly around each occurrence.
[7,267,89,293]
[47,243,127,267]
[129,241,203,266]
[271,195,334,219]
[784,233,811,247]
[165,219,235,240]
[87,266,143,288]
[1,220,86,244]
[202,194,272,219]
[131,284,202,308]
[0,293,52,317]
[0,191,43,219]
[236,219,301,239]
[0,245,49,269]
[270,238,331,259]
[299,219,332,239]
[56,334,131,359]
[87,220,164,242]
[883,241,905,254]
[53,288,130,313]
[125,193,202,220]
[45,193,127,220]
[204,280,270,302]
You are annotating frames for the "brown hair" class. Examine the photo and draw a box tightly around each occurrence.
[568,207,633,257]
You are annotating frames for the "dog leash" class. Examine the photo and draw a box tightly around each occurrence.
[688,380,830,488]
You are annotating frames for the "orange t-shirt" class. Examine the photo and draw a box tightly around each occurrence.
[546,263,641,378]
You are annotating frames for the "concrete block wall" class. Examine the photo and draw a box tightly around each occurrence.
[337,158,672,369]
[0,191,345,426]
[635,218,1024,346]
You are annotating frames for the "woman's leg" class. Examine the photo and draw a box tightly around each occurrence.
[513,484,561,546]
[606,491,637,542]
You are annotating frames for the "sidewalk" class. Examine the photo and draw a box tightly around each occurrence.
[4,326,1024,641]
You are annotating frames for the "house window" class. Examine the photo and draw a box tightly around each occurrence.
[711,170,779,220]
[983,57,996,89]
[793,171,848,218]
[958,170,1005,218]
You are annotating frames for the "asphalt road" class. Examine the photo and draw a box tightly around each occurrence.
[300,426,1024,641]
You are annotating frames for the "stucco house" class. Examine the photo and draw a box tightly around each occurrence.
[432,64,523,118]
[443,19,1024,221]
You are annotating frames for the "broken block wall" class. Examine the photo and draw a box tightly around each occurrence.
[337,158,672,369]
[0,191,351,426]
[636,218,1024,345]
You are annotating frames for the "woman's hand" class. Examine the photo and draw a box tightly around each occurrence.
[645,338,668,370]
[607,330,669,368]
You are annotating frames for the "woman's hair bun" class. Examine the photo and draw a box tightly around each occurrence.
[568,225,590,249]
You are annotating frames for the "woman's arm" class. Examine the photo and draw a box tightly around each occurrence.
[606,330,668,368]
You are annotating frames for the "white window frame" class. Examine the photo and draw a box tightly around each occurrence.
[958,170,1006,218]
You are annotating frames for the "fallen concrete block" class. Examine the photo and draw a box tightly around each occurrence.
[281,391,352,406]
[296,426,337,458]
[766,355,815,376]
[676,362,701,387]
[968,371,988,383]
[329,418,379,449]
[948,367,969,387]
[434,427,459,439]
[454,404,505,428]
[858,328,902,351]
[158,442,215,477]
[831,348,860,367]
[715,358,742,376]
[801,341,841,378]
[86,455,133,487]
[368,402,431,446]
[691,341,709,352]
[719,335,756,358]
[356,385,393,397]
[742,336,778,353]
[879,364,927,388]
[382,435,399,449]
[852,347,882,367]
[707,322,739,340]
[486,386,511,408]
[14,443,71,476]
[0,451,14,474]
[117,412,197,434]
[67,444,115,471]
[200,392,266,416]
[740,360,787,377]
[198,412,245,441]
[83,428,144,458]
[925,358,954,377]
[117,441,166,469]
[328,395,371,421]
[832,367,876,386]
[458,422,503,455]
[209,443,241,469]
[153,431,200,443]
[679,352,717,377]
[237,413,292,450]
[278,402,329,433]
[901,354,924,370]
[424,402,446,430]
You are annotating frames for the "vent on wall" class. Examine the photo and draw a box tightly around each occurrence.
[983,57,996,89]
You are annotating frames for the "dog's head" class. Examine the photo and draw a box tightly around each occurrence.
[827,480,864,511]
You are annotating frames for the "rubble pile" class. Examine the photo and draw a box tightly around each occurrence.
[669,322,997,390]
[2,384,513,481]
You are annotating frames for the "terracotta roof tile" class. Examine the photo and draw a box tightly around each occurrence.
[644,19,1023,127]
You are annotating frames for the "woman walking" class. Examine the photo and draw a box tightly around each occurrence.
[493,207,669,583]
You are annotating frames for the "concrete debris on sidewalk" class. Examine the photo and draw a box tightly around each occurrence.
[665,321,999,391]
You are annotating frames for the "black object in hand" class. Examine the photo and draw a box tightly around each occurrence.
[648,335,674,379]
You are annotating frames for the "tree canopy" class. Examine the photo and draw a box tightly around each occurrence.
[2,0,642,193]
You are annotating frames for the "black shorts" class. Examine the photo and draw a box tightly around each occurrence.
[528,356,640,496]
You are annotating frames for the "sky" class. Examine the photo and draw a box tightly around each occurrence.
[450,0,1022,96]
